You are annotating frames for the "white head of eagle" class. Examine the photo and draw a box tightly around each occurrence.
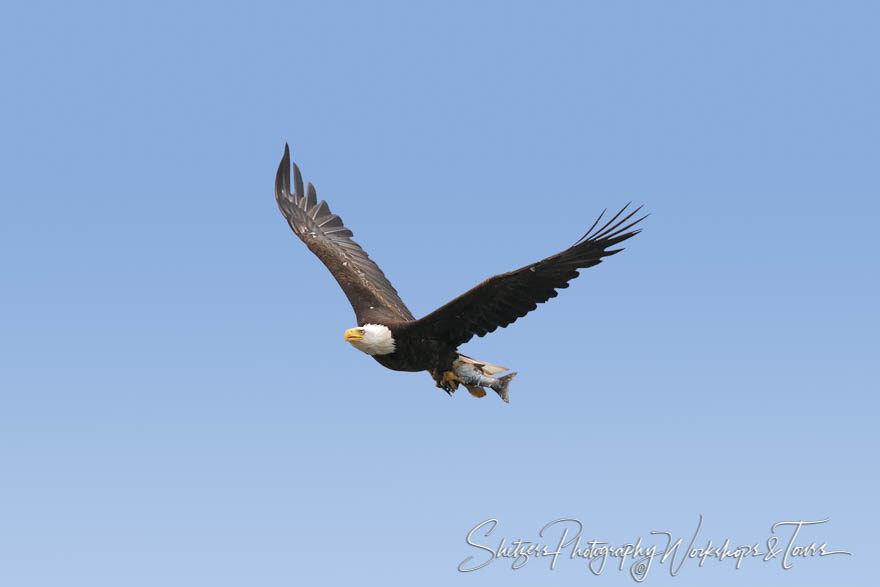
[343,323,396,356]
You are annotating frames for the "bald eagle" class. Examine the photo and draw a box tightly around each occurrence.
[275,144,645,402]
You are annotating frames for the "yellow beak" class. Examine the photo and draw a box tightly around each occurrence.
[344,328,364,342]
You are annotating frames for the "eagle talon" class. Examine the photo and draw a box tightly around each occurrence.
[442,371,460,391]
[432,370,461,394]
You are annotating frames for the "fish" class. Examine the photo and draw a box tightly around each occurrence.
[452,361,517,403]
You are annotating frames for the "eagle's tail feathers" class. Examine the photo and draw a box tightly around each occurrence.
[456,354,507,376]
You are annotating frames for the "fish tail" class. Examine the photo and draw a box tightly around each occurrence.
[492,372,517,403]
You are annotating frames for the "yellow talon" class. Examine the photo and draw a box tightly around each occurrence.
[442,370,461,390]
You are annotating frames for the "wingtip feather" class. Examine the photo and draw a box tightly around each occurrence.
[292,163,304,199]
[275,143,291,199]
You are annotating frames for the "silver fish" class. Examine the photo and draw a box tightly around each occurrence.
[453,362,517,403]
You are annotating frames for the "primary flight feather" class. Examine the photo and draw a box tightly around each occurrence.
[275,144,646,402]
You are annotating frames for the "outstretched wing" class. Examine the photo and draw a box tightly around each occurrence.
[275,144,414,324]
[403,204,646,347]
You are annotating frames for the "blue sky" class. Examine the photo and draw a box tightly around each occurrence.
[1,1,877,585]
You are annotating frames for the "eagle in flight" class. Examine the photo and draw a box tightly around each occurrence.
[275,144,646,402]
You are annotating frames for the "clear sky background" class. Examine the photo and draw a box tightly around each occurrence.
[1,1,877,585]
